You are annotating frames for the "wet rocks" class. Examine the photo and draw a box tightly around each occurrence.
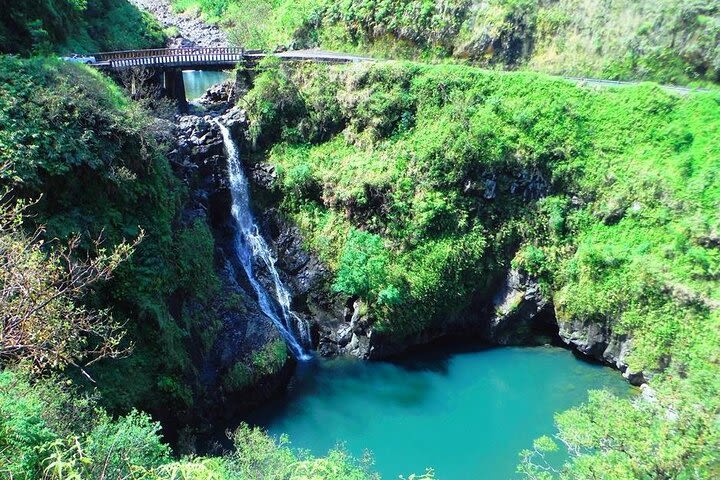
[257,211,379,358]
[196,79,251,114]
[164,85,297,430]
[251,162,277,190]
[197,83,233,110]
[175,114,224,188]
[218,105,248,136]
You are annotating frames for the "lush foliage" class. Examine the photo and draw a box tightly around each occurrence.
[245,60,720,477]
[0,0,165,55]
[520,380,720,478]
[2,1,719,476]
[0,370,383,480]
[223,339,288,391]
[0,54,390,480]
[175,0,720,86]
[0,56,220,413]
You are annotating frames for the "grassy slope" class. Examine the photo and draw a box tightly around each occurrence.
[173,0,720,86]
[244,60,720,477]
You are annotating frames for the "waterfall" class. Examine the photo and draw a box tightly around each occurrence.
[216,121,312,361]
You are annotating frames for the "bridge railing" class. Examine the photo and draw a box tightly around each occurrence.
[109,52,247,69]
[91,47,245,62]
[85,48,373,69]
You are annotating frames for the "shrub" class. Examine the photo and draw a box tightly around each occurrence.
[333,228,391,302]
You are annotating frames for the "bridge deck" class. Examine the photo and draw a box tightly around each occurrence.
[88,47,372,70]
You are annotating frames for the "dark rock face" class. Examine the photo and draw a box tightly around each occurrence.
[486,269,556,345]
[481,269,646,384]
[261,214,468,358]
[258,213,350,356]
[251,162,278,190]
[557,315,646,385]
[168,88,297,429]
[484,269,646,383]
[260,207,645,385]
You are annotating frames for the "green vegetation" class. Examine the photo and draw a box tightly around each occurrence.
[0,0,165,54]
[0,370,382,480]
[0,55,222,413]
[174,219,221,301]
[520,384,720,478]
[0,193,136,375]
[244,60,720,478]
[1,0,719,476]
[174,0,720,85]
[0,55,389,480]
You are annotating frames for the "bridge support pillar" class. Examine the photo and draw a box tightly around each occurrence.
[164,68,188,112]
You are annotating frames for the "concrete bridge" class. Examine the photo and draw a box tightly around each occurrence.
[82,47,372,108]
[90,47,371,70]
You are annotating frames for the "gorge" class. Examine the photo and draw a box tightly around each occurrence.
[176,70,633,478]
[1,1,719,479]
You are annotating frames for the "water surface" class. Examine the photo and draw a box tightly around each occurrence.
[252,345,630,480]
[183,70,231,100]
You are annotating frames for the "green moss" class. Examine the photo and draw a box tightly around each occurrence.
[223,362,254,391]
[251,339,288,377]
[0,55,212,413]
[223,339,288,391]
[174,219,221,301]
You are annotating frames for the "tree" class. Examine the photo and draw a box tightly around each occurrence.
[0,180,141,377]
[118,66,160,100]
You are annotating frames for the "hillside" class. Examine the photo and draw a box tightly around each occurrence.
[0,0,165,54]
[243,59,720,477]
[173,0,720,86]
[0,1,718,479]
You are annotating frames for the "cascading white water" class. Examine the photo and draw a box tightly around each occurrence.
[216,121,311,361]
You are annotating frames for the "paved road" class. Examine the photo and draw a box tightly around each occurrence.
[256,49,374,63]
[563,76,711,95]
